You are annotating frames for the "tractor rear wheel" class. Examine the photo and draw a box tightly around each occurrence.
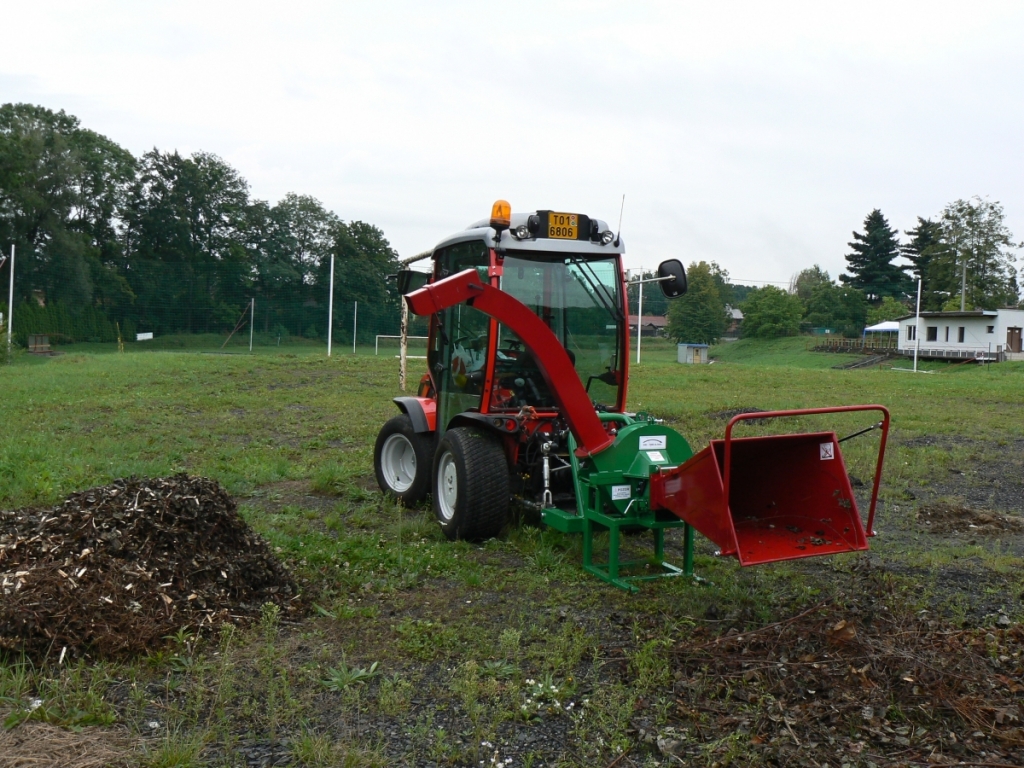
[432,427,509,541]
[374,414,433,506]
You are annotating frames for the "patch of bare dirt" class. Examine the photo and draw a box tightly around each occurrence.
[662,566,1024,766]
[918,502,1024,535]
[708,406,768,423]
[0,475,297,661]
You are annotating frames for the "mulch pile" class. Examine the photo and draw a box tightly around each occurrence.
[661,566,1024,766]
[0,475,297,661]
[918,502,1024,535]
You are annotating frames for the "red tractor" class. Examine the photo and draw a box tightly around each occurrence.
[374,201,889,590]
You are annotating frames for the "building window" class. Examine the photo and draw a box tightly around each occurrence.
[987,325,995,333]
[907,324,916,341]
[958,327,965,343]
[926,327,938,341]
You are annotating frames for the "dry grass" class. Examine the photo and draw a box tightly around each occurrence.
[0,715,136,768]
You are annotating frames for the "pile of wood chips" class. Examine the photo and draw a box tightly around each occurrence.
[0,474,296,660]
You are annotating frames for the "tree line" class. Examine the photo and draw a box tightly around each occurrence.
[667,203,1021,344]
[0,103,401,344]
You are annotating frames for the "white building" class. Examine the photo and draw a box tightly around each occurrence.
[896,309,1024,361]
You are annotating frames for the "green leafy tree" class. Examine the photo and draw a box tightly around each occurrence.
[790,265,831,302]
[803,282,869,337]
[323,219,401,342]
[0,103,136,320]
[666,261,728,344]
[866,296,908,325]
[840,209,910,301]
[934,197,1020,309]
[741,285,803,338]
[626,269,668,318]
[725,283,754,305]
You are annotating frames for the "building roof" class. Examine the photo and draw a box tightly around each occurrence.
[864,321,899,332]
[628,314,668,327]
[894,310,998,321]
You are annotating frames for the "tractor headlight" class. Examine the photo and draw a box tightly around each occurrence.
[600,230,615,245]
[512,224,531,240]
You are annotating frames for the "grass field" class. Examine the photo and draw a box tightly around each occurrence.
[1,341,1023,766]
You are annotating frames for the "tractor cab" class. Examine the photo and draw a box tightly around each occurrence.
[422,211,629,434]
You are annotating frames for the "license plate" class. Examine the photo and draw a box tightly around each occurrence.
[547,212,578,239]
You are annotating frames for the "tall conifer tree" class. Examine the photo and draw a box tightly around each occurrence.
[840,209,910,301]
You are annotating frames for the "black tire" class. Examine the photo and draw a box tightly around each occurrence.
[432,427,510,542]
[374,414,433,506]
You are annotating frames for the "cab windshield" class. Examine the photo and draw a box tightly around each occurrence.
[493,252,624,410]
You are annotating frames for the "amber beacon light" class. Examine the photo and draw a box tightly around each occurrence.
[489,200,511,233]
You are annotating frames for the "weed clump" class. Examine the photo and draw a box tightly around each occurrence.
[0,474,296,660]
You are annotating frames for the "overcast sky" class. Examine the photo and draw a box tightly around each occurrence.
[3,1,1023,283]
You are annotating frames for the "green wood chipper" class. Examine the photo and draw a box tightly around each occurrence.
[373,201,889,590]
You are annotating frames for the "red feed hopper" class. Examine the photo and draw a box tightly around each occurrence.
[650,406,889,566]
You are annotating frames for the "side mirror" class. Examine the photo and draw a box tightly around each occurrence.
[657,259,688,298]
[396,269,430,295]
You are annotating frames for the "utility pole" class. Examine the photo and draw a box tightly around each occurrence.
[913,278,922,373]
[327,251,335,357]
[352,301,358,354]
[5,245,13,362]
[249,299,254,352]
[960,250,967,312]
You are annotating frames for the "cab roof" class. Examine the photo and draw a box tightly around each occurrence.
[431,212,625,257]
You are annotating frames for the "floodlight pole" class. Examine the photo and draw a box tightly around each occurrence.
[327,252,335,357]
[636,266,643,365]
[352,301,357,355]
[913,278,922,373]
[249,299,254,352]
[5,245,13,363]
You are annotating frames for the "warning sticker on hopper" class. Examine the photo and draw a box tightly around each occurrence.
[611,485,631,500]
[820,442,834,460]
[646,451,666,462]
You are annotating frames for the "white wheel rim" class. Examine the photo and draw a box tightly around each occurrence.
[437,451,458,521]
[381,433,417,493]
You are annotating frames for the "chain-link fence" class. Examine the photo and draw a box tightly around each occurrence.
[0,258,430,356]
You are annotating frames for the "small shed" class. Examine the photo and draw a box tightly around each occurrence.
[27,334,51,354]
[677,343,710,364]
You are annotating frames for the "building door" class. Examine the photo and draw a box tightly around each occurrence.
[1008,327,1023,353]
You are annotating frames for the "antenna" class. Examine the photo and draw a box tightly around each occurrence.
[614,194,625,246]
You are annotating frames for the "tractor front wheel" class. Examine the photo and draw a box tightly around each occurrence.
[433,427,509,541]
[374,415,433,506]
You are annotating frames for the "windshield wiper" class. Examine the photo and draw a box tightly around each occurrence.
[568,256,624,323]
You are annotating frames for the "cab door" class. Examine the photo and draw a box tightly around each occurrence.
[427,240,492,430]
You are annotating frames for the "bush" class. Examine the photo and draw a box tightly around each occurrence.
[741,286,803,338]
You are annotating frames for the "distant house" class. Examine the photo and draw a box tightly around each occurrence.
[724,306,743,338]
[628,315,668,337]
[896,309,1024,361]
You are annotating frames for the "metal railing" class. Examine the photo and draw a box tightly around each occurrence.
[813,336,899,352]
